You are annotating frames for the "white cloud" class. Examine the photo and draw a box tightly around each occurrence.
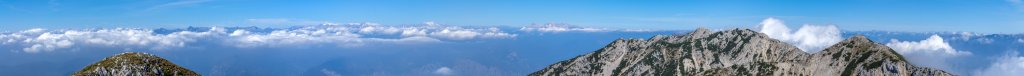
[21,28,46,33]
[225,27,365,48]
[434,67,453,75]
[887,35,972,56]
[757,18,843,53]
[885,35,972,72]
[400,28,428,37]
[430,28,515,40]
[0,23,516,53]
[973,51,1024,76]
[520,23,610,32]
[320,69,342,76]
[374,36,442,43]
[1,28,219,53]
[431,29,486,40]
[349,22,516,40]
[221,23,513,47]
[424,21,439,26]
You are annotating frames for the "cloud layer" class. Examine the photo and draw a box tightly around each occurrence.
[0,23,517,53]
[885,35,971,72]
[1,28,214,53]
[757,18,843,53]
[973,51,1024,76]
[886,35,971,56]
[519,23,612,33]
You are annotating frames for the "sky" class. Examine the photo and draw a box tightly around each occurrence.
[0,0,1022,33]
[1,0,1024,76]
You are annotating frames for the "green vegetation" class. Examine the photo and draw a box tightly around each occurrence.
[840,50,876,76]
[866,61,885,70]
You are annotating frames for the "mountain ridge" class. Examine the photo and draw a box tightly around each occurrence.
[530,28,953,76]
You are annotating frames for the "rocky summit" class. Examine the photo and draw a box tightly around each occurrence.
[72,52,199,76]
[530,28,953,76]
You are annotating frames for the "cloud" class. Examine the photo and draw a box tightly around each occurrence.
[433,67,453,75]
[349,22,517,40]
[973,51,1024,76]
[223,23,516,48]
[885,35,972,72]
[886,35,972,56]
[430,28,516,40]
[225,27,366,48]
[0,23,516,53]
[21,28,46,33]
[320,69,342,76]
[520,23,611,33]
[424,21,439,26]
[1,28,218,53]
[757,18,843,53]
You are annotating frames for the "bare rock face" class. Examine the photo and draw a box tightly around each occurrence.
[530,28,953,76]
[72,52,199,76]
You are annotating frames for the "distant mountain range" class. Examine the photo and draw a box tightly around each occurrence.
[530,28,953,76]
[72,52,198,76]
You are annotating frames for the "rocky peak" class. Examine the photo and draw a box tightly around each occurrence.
[837,35,874,47]
[72,52,199,76]
[688,27,713,36]
[816,35,906,62]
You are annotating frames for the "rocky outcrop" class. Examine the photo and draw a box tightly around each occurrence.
[530,28,953,76]
[72,52,199,76]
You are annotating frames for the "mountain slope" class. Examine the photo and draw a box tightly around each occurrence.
[530,28,953,76]
[72,52,199,76]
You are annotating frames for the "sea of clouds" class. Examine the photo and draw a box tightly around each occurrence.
[1,18,1022,76]
[0,22,669,76]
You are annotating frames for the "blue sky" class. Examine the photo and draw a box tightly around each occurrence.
[1,0,1022,33]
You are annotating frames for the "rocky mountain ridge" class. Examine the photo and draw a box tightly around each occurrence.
[72,52,199,76]
[530,28,953,76]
